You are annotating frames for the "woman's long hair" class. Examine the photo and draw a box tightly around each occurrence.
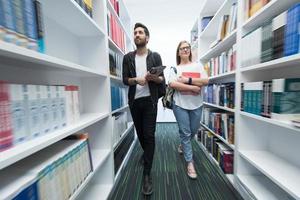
[176,40,192,65]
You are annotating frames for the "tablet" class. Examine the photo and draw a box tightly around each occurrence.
[149,66,166,76]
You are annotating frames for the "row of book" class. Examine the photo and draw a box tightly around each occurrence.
[197,128,234,174]
[0,0,44,53]
[1,135,93,200]
[74,0,93,17]
[201,107,235,145]
[241,3,300,67]
[241,78,300,122]
[109,48,123,78]
[0,82,80,152]
[107,10,126,52]
[244,0,271,20]
[209,2,237,49]
[112,113,129,147]
[203,83,235,109]
[109,0,120,16]
[111,83,127,111]
[203,44,236,77]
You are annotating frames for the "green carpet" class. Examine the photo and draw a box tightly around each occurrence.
[108,123,243,200]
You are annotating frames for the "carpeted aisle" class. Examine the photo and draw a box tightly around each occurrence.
[108,123,243,200]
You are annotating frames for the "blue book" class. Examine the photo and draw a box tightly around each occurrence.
[23,0,38,50]
[284,3,300,56]
[12,0,28,46]
[0,1,4,39]
[34,0,45,53]
[12,181,39,200]
[0,0,17,43]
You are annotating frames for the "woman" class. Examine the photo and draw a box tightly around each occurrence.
[169,41,208,179]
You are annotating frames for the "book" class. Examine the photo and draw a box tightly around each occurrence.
[0,81,13,151]
[12,0,28,47]
[34,0,45,53]
[272,78,300,121]
[27,85,42,138]
[261,21,273,62]
[23,0,38,50]
[10,84,29,144]
[1,0,17,43]
[272,11,287,59]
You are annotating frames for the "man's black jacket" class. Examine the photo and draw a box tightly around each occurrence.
[122,49,166,106]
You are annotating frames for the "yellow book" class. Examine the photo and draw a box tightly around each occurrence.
[84,0,93,9]
[250,0,264,17]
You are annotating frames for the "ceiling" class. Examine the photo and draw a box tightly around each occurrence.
[123,0,205,66]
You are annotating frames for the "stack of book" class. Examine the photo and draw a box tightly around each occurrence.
[0,82,81,152]
[241,3,300,67]
[198,128,234,174]
[109,48,123,78]
[0,0,44,52]
[244,0,271,20]
[74,0,93,17]
[241,78,300,123]
[204,44,236,77]
[203,82,235,109]
[0,135,93,200]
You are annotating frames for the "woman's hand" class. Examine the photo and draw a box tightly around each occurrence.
[177,76,188,84]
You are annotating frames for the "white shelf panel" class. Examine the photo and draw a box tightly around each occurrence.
[240,112,300,133]
[199,0,229,39]
[0,41,106,78]
[113,122,134,150]
[209,70,236,81]
[109,37,125,55]
[200,30,237,61]
[107,0,132,40]
[241,54,300,73]
[40,0,105,37]
[199,0,225,17]
[92,150,111,171]
[200,123,235,150]
[69,173,94,200]
[78,184,113,200]
[240,150,300,199]
[203,102,235,113]
[242,0,299,32]
[0,112,110,170]
[237,175,293,200]
[111,105,129,115]
[114,137,137,181]
[226,174,234,185]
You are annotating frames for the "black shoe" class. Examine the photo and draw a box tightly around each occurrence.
[139,154,144,165]
[142,174,153,195]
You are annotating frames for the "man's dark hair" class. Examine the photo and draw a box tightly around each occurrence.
[134,23,150,37]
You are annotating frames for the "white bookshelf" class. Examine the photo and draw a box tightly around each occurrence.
[193,0,300,199]
[0,0,134,199]
[209,71,236,81]
[203,102,235,113]
[113,122,134,150]
[200,30,237,62]
[200,122,235,150]
[111,105,129,115]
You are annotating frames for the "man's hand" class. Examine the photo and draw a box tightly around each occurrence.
[145,72,161,83]
[136,77,147,86]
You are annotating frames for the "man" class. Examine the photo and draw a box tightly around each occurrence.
[122,23,165,196]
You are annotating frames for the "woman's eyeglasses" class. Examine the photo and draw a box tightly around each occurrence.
[179,46,191,51]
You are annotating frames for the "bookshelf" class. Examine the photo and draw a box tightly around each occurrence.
[193,0,300,199]
[0,0,134,199]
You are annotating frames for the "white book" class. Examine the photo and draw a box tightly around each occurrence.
[50,86,59,131]
[241,28,262,67]
[65,86,74,125]
[9,84,29,144]
[73,86,80,123]
[27,85,42,138]
[58,86,67,128]
[40,86,51,134]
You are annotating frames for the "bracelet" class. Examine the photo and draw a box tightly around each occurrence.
[188,77,192,85]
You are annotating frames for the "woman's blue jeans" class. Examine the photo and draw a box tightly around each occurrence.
[173,104,202,162]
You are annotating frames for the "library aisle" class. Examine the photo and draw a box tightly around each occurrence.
[108,123,243,200]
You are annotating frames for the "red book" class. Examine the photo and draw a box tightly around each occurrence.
[0,81,13,151]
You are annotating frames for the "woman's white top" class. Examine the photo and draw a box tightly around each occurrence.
[169,62,208,110]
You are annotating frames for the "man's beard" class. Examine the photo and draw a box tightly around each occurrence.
[135,38,147,48]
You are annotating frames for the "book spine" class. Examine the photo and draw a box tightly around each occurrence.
[34,0,45,53]
[23,0,38,50]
